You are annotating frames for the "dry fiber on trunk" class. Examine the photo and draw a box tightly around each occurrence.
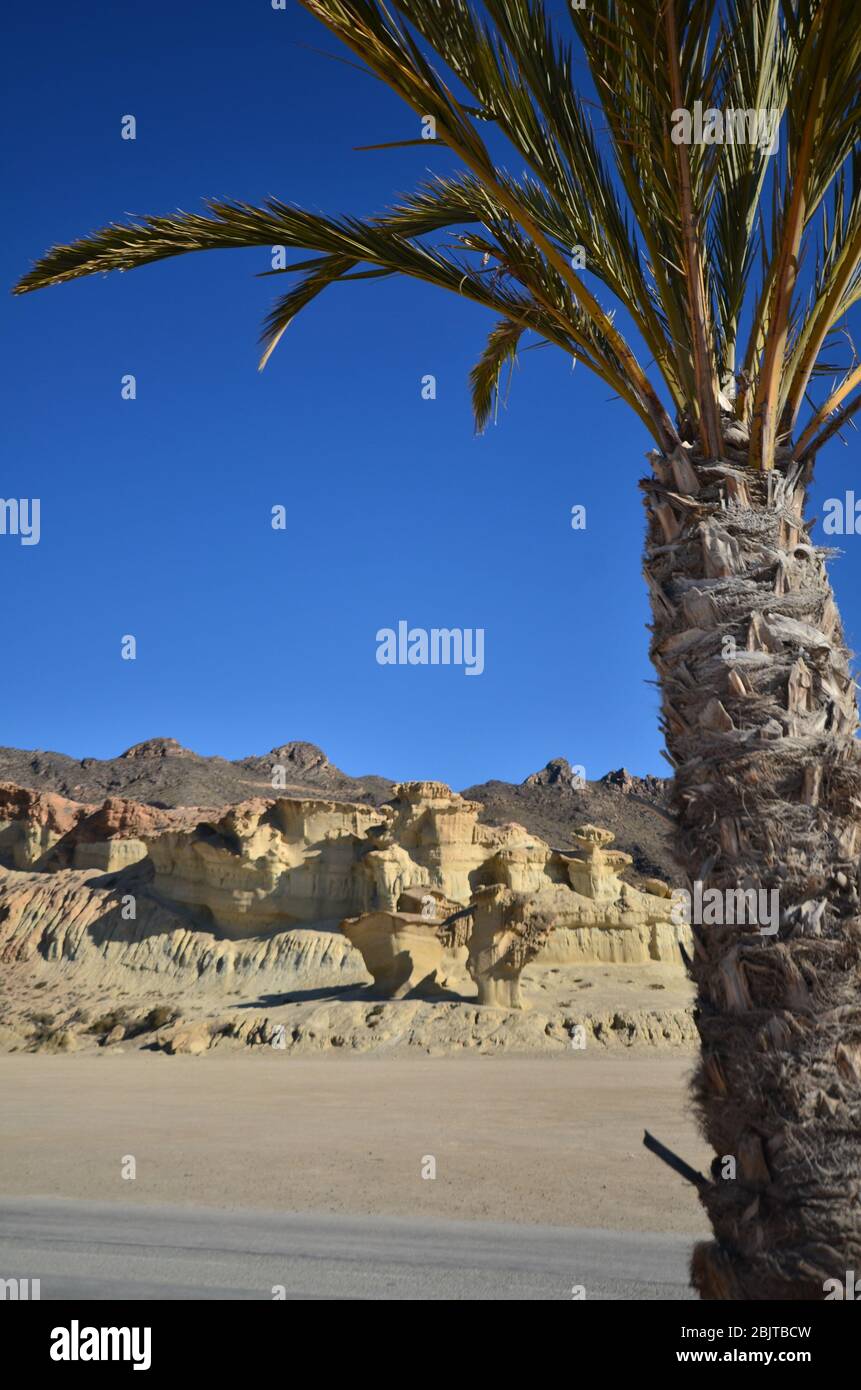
[643,420,861,1300]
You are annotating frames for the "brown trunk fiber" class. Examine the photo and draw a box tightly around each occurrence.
[642,430,861,1300]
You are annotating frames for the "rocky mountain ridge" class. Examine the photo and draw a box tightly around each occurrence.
[0,740,674,882]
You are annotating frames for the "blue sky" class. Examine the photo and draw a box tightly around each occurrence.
[4,1,860,788]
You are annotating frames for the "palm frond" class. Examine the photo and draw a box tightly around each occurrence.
[13,0,861,470]
[708,0,786,386]
[300,0,679,449]
[470,317,524,431]
[782,152,861,424]
[750,0,856,466]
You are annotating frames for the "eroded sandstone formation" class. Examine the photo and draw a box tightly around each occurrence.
[339,911,448,999]
[145,797,387,933]
[0,784,84,870]
[0,865,356,993]
[0,778,687,1018]
[359,781,537,908]
[338,882,470,999]
[0,783,206,874]
[140,780,565,940]
[340,813,687,1008]
[464,885,554,1008]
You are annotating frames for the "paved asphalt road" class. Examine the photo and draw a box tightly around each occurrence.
[0,1197,697,1300]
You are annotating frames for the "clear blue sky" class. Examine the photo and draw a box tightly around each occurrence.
[4,1,859,787]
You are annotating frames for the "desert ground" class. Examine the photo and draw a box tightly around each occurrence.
[0,1051,710,1299]
[0,956,696,1057]
[0,1052,709,1228]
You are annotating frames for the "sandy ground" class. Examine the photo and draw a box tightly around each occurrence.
[1,959,695,1055]
[0,1052,711,1235]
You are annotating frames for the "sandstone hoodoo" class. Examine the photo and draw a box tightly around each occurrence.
[339,910,451,1000]
[464,885,553,1009]
[338,809,688,1008]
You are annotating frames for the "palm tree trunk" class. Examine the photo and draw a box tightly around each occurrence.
[643,431,861,1300]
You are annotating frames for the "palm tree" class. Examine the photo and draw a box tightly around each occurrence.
[14,0,861,1300]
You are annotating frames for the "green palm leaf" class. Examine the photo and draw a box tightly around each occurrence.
[13,0,861,468]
